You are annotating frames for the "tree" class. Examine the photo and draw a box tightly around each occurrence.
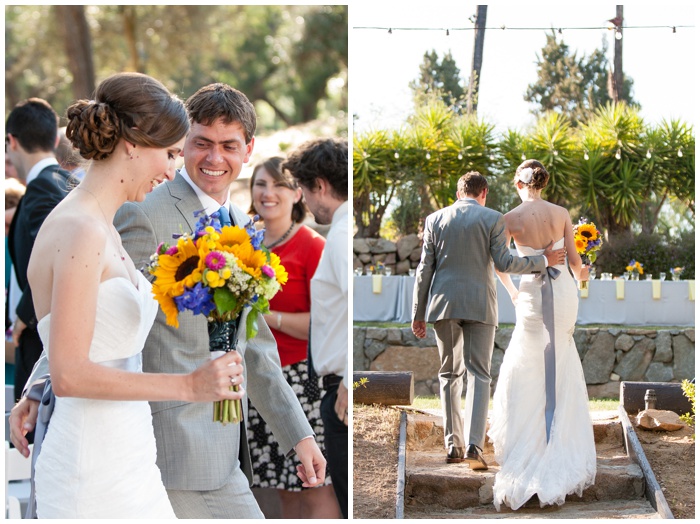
[525,30,637,126]
[409,50,467,114]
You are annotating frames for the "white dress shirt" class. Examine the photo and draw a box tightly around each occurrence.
[310,200,349,387]
[179,167,233,218]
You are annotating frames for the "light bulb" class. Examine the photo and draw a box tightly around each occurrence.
[521,153,526,160]
[615,30,622,40]
[426,152,431,160]
[584,151,589,160]
[457,153,463,160]
[615,149,621,160]
[553,150,558,156]
[678,148,683,157]
[646,150,651,159]
[394,151,399,159]
[489,154,495,161]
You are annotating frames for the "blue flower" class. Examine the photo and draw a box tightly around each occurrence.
[244,217,265,249]
[174,282,216,316]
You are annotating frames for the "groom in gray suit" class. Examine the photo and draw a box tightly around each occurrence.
[115,83,325,518]
[412,172,564,469]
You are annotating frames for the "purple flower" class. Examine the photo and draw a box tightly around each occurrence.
[174,282,216,316]
[261,265,275,278]
[165,246,179,256]
[206,251,226,270]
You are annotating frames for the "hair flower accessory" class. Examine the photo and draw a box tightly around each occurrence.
[518,167,534,184]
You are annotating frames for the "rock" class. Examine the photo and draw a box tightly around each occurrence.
[353,238,370,254]
[494,328,513,350]
[370,345,440,382]
[409,248,423,262]
[370,238,396,254]
[396,259,411,275]
[365,327,387,341]
[613,338,655,381]
[387,328,403,345]
[635,409,685,431]
[626,329,653,336]
[684,329,694,342]
[615,334,635,352]
[396,234,421,260]
[672,334,695,381]
[364,340,386,362]
[610,373,620,381]
[353,328,368,370]
[644,362,674,382]
[582,331,616,384]
[587,382,620,399]
[574,329,589,359]
[653,331,673,363]
[359,253,371,263]
[608,328,621,337]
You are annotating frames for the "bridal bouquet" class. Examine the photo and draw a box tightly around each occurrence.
[147,210,288,424]
[573,218,603,289]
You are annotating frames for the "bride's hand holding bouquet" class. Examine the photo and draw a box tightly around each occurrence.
[573,218,602,290]
[147,210,287,424]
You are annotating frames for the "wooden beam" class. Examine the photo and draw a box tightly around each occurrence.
[620,381,692,415]
[353,371,414,406]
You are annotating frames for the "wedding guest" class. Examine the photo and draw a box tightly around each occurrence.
[5,176,26,385]
[55,126,86,180]
[283,137,349,518]
[5,97,72,405]
[247,157,340,519]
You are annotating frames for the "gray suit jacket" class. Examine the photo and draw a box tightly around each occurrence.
[412,198,546,327]
[113,172,313,490]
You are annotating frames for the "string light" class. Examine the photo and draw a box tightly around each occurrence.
[678,148,683,157]
[394,151,399,159]
[615,149,621,160]
[558,28,562,35]
[354,24,694,33]
[388,28,392,34]
[446,29,449,36]
[553,150,559,156]
[425,152,431,160]
[457,153,463,160]
[673,26,676,33]
[521,153,527,160]
[584,151,589,160]
[646,150,652,159]
[615,29,622,40]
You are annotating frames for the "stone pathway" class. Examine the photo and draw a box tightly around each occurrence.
[402,410,660,519]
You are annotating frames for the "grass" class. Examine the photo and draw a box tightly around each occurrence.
[354,322,691,330]
[411,395,620,412]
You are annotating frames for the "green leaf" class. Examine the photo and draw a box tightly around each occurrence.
[246,310,259,340]
[213,287,238,316]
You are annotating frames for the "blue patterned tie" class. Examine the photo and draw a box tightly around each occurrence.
[219,205,231,226]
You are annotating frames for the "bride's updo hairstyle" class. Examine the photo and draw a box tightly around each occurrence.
[514,159,549,191]
[66,72,189,161]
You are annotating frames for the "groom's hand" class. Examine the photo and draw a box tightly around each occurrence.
[543,241,566,267]
[9,396,39,457]
[412,320,427,339]
[294,437,326,488]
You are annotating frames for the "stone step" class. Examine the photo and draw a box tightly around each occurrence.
[404,412,649,513]
[404,499,660,519]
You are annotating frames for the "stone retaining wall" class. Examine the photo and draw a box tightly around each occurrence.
[353,326,695,399]
[353,235,421,275]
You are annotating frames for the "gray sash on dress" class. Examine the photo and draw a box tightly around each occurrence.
[24,354,142,518]
[538,266,561,443]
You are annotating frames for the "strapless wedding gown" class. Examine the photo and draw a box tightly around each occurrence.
[35,274,176,518]
[488,238,596,510]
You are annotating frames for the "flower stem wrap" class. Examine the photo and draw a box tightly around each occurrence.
[208,317,241,425]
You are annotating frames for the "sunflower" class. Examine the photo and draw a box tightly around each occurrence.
[267,251,288,285]
[151,236,205,298]
[574,237,588,254]
[218,225,251,247]
[152,289,180,327]
[576,223,599,242]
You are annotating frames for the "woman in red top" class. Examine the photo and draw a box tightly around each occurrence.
[247,157,340,518]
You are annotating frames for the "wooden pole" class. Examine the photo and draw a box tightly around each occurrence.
[353,371,414,406]
[466,5,487,115]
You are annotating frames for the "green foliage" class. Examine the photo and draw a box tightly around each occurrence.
[409,50,467,114]
[680,380,695,436]
[525,31,638,126]
[5,5,348,131]
[593,232,695,279]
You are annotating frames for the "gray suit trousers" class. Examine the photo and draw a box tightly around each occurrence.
[433,319,496,450]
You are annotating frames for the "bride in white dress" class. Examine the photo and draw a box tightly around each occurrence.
[489,159,597,511]
[14,73,245,518]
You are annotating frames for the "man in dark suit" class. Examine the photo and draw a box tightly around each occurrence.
[412,172,564,469]
[6,98,73,404]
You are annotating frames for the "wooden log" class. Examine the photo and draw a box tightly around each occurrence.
[620,381,693,415]
[353,371,414,406]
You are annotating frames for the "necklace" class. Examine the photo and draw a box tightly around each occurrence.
[265,222,295,250]
[76,186,126,261]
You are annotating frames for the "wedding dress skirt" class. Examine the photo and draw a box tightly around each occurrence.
[35,275,176,518]
[488,238,596,511]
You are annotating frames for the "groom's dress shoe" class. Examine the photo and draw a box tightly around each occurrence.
[465,444,488,470]
[445,446,466,463]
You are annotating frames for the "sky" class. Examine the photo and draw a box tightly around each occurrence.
[349,2,696,134]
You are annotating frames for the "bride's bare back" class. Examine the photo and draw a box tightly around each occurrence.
[504,199,569,250]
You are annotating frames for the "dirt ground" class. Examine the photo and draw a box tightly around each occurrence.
[634,423,695,519]
[352,404,401,519]
[353,404,695,519]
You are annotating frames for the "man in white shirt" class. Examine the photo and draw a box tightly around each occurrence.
[283,137,349,518]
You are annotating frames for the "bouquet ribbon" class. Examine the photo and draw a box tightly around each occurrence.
[537,266,560,443]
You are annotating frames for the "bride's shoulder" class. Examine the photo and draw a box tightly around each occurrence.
[41,211,109,250]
